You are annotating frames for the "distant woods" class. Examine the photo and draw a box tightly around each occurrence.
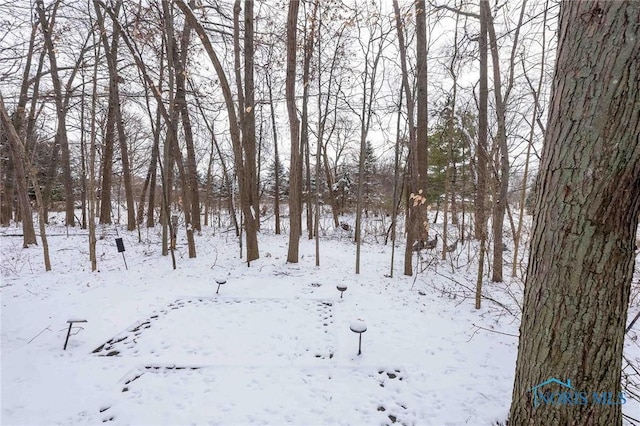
[0,0,553,276]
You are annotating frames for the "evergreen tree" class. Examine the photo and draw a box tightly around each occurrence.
[266,157,289,197]
[427,108,475,204]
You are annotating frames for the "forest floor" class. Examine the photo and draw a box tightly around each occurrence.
[1,213,639,425]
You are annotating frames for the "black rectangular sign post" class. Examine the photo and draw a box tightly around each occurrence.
[115,237,128,270]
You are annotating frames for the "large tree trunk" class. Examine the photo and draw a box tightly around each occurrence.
[474,0,489,241]
[242,0,259,262]
[393,0,421,276]
[415,0,428,193]
[233,0,258,259]
[232,0,259,262]
[285,0,301,263]
[509,2,640,424]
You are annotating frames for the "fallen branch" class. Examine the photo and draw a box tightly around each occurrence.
[28,326,51,344]
[472,323,518,338]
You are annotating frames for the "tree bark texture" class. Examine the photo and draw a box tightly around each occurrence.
[509,2,640,425]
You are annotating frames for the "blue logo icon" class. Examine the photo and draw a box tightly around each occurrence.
[530,378,626,407]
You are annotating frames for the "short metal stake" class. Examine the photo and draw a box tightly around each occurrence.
[216,279,227,294]
[337,285,347,299]
[63,322,73,350]
[350,319,367,356]
[63,319,87,350]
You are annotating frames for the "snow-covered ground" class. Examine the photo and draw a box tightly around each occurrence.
[1,216,638,425]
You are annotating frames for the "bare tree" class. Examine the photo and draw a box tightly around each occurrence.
[353,3,390,274]
[94,1,136,231]
[174,0,258,262]
[138,61,163,229]
[285,0,301,263]
[87,19,101,272]
[98,0,178,266]
[512,1,549,277]
[4,17,39,230]
[163,0,196,258]
[474,1,488,243]
[415,0,428,195]
[174,0,201,234]
[301,0,318,241]
[242,0,259,261]
[393,0,428,276]
[265,71,282,235]
[35,0,76,227]
[1,14,40,243]
[486,0,527,282]
[0,94,37,247]
[1,94,48,267]
[441,11,461,261]
[314,13,349,231]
